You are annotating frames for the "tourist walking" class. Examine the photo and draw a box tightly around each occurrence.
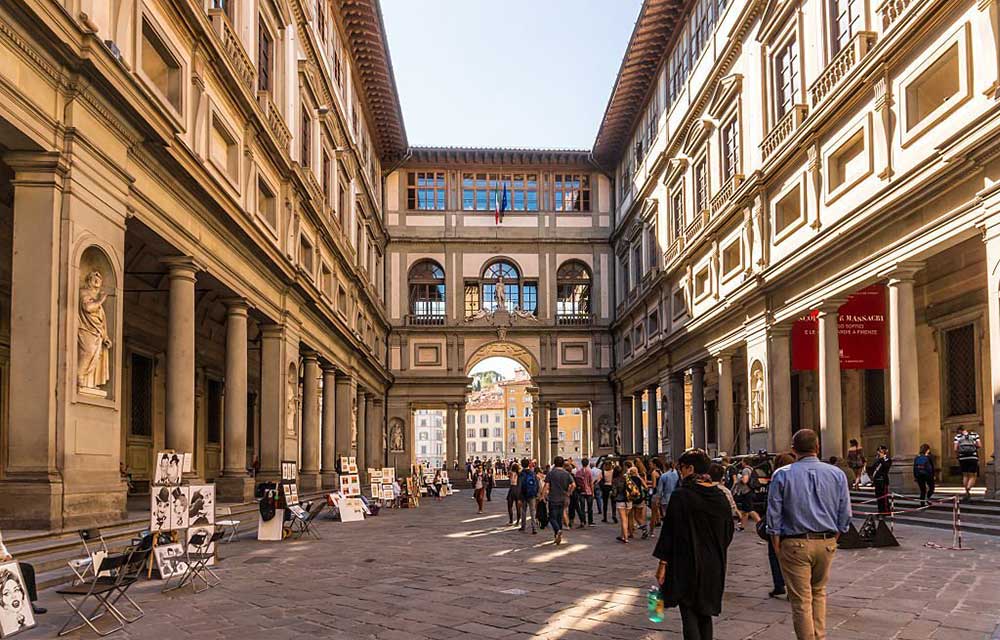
[574,457,595,527]
[590,461,603,516]
[732,459,762,531]
[871,445,892,517]
[601,461,616,523]
[518,458,539,534]
[485,466,495,502]
[846,439,866,490]
[432,470,444,501]
[763,452,796,599]
[954,426,981,502]
[627,466,649,539]
[507,462,522,524]
[611,465,630,543]
[653,449,734,640]
[649,459,663,531]
[472,465,486,514]
[541,456,575,545]
[657,461,679,517]
[913,444,935,507]
[767,429,852,640]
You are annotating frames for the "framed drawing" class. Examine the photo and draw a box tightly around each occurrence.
[153,451,183,486]
[371,485,382,500]
[187,485,215,526]
[150,486,171,532]
[347,457,358,474]
[281,461,297,481]
[0,562,35,637]
[169,486,190,530]
[181,452,193,473]
[153,543,187,579]
[381,484,393,500]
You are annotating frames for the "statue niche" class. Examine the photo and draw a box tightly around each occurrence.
[77,247,117,398]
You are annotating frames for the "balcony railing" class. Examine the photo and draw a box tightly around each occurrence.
[208,9,255,94]
[685,208,708,239]
[407,314,445,326]
[664,236,684,265]
[761,104,808,160]
[710,174,744,219]
[257,91,291,152]
[878,0,912,32]
[556,313,592,326]
[810,32,876,107]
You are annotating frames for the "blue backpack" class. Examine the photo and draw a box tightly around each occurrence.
[521,471,539,498]
[913,455,933,479]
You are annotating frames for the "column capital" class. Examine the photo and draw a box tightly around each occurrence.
[689,362,706,374]
[878,261,925,284]
[301,349,320,363]
[161,256,204,279]
[220,297,250,313]
[816,298,848,315]
[320,362,338,374]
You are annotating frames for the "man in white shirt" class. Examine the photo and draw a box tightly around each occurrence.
[590,463,603,516]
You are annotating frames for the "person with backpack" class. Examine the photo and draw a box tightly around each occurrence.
[731,459,762,531]
[912,444,935,507]
[518,458,539,534]
[611,465,630,543]
[626,466,649,539]
[540,456,576,545]
[870,445,892,517]
[953,427,981,503]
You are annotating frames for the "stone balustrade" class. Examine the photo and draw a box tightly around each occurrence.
[810,32,876,107]
[761,104,808,160]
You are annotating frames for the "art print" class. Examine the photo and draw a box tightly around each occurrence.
[342,474,360,496]
[340,456,350,472]
[371,485,382,499]
[284,483,299,505]
[188,485,215,526]
[153,543,187,579]
[281,461,297,481]
[181,452,193,473]
[347,457,358,474]
[0,562,35,637]
[382,484,394,499]
[186,526,216,567]
[382,468,395,483]
[153,451,183,486]
[150,486,172,531]
[370,469,382,483]
[170,486,190,530]
[288,504,307,518]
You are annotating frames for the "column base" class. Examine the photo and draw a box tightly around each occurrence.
[298,471,322,492]
[215,475,256,503]
[321,472,339,490]
[889,456,918,495]
[0,476,127,531]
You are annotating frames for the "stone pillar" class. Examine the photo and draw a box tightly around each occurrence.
[548,401,559,462]
[668,372,686,457]
[717,353,735,457]
[887,267,923,492]
[334,372,354,470]
[366,396,383,469]
[299,351,321,490]
[457,404,468,467]
[633,391,644,454]
[217,299,253,502]
[620,392,634,454]
[446,403,457,469]
[258,324,284,480]
[646,386,659,456]
[769,327,793,452]
[582,406,592,458]
[818,303,845,458]
[356,391,368,471]
[691,364,706,450]
[984,217,1000,497]
[530,390,541,460]
[163,257,200,462]
[321,366,337,488]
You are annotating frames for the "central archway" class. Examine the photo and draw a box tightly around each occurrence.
[464,340,540,377]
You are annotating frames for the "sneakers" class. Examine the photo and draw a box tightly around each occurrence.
[768,588,786,598]
[554,531,563,545]
[589,523,596,527]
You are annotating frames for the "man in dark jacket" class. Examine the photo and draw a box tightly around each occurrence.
[653,449,734,640]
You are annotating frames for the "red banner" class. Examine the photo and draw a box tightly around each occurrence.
[791,285,887,370]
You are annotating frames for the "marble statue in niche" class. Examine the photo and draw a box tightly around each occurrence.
[389,420,404,452]
[750,361,765,432]
[78,269,112,396]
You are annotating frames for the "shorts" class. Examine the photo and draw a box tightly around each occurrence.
[617,501,632,511]
[734,494,753,513]
[959,458,979,474]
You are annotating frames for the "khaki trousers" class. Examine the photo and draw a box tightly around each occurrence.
[778,537,837,640]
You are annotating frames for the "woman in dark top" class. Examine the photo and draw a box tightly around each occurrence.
[654,449,734,640]
[913,444,935,506]
[871,445,892,517]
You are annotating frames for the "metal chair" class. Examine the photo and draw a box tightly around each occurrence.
[288,501,324,540]
[216,506,242,543]
[56,553,131,636]
[100,544,151,623]
[165,529,224,593]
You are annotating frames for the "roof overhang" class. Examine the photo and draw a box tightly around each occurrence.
[405,146,597,168]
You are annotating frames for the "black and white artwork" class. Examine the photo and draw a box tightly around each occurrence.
[170,486,190,530]
[153,451,183,486]
[281,461,297,481]
[153,543,187,579]
[188,485,215,526]
[150,486,171,532]
[186,526,216,567]
[0,562,35,637]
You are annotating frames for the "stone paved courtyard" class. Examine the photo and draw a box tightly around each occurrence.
[24,492,1000,639]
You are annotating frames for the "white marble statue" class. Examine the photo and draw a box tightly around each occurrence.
[750,363,765,430]
[389,421,404,452]
[77,270,112,394]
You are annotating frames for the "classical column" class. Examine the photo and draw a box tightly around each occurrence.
[446,404,457,469]
[457,404,468,467]
[217,299,253,502]
[646,386,659,456]
[299,351,321,490]
[548,401,559,462]
[258,324,284,479]
[366,396,382,469]
[633,391,644,454]
[163,257,200,459]
[620,392,634,454]
[334,372,354,472]
[530,390,541,460]
[691,364,706,450]
[818,303,845,459]
[356,391,368,471]
[887,267,923,492]
[321,365,337,488]
[769,327,793,452]
[668,372,686,456]
[582,406,592,458]
[717,353,735,457]
[984,218,1000,497]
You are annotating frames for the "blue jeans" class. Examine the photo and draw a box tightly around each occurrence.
[768,540,785,591]
[548,501,565,534]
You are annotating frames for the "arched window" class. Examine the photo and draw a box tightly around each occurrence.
[464,259,537,317]
[556,261,591,323]
[408,260,445,324]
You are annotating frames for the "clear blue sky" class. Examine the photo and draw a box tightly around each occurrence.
[381,0,643,150]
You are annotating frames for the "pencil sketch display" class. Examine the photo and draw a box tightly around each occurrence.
[153,452,183,486]
[281,461,297,481]
[170,486,190,529]
[0,562,35,637]
[188,485,215,526]
[153,543,187,579]
[150,486,171,531]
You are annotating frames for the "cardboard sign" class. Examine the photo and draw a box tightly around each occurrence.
[792,285,887,370]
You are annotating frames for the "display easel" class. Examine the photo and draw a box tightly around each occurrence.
[148,450,215,579]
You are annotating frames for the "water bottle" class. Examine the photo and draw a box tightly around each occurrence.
[647,585,664,623]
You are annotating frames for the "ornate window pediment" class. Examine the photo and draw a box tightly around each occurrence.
[707,74,744,121]
[757,0,800,45]
[663,156,690,186]
[682,118,715,158]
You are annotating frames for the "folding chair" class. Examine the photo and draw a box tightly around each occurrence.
[289,501,324,539]
[216,506,242,543]
[165,530,224,593]
[69,528,110,583]
[56,552,131,636]
[100,545,151,623]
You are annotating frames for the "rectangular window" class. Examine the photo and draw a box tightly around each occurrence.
[905,43,960,132]
[647,311,659,336]
[129,353,153,437]
[721,118,739,182]
[828,128,866,193]
[694,266,710,299]
[320,263,333,297]
[554,174,591,212]
[258,178,277,229]
[631,244,641,288]
[207,379,223,444]
[670,187,684,239]
[258,19,272,92]
[337,286,347,314]
[300,107,311,167]
[522,281,538,315]
[316,0,325,40]
[830,0,861,56]
[322,151,332,204]
[460,173,539,212]
[945,324,977,417]
[210,116,238,180]
[337,176,348,225]
[694,158,709,213]
[672,288,687,319]
[646,225,658,271]
[774,37,799,120]
[774,184,802,236]
[464,281,480,317]
[142,19,182,111]
[509,173,539,211]
[407,172,447,210]
[721,238,741,276]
